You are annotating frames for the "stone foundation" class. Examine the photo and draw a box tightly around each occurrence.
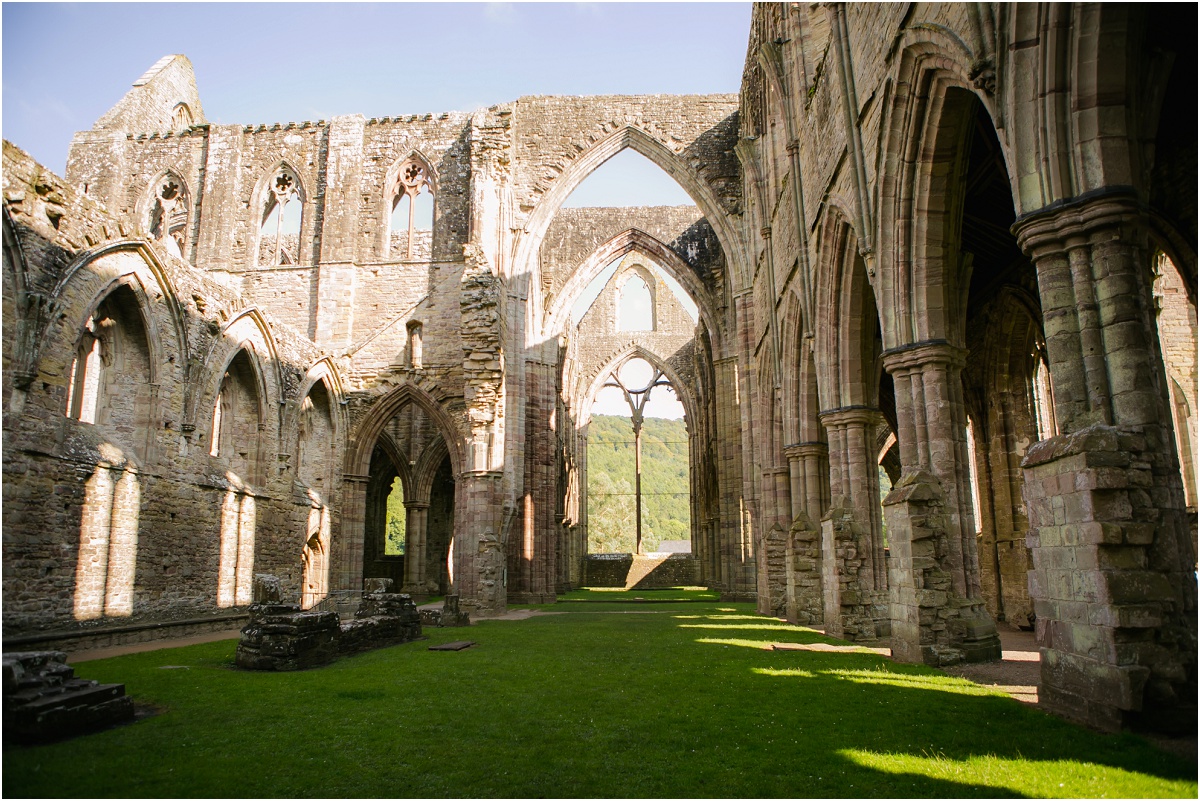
[236,576,424,670]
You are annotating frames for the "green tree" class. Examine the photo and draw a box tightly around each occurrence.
[385,476,406,555]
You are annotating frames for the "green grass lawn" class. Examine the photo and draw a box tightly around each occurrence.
[4,600,1195,798]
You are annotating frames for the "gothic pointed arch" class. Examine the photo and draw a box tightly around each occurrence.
[544,227,717,340]
[188,306,283,430]
[346,383,465,480]
[579,344,697,428]
[385,150,437,260]
[513,124,748,329]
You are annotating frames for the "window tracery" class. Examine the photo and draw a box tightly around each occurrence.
[259,166,303,267]
[389,157,435,260]
[146,174,189,259]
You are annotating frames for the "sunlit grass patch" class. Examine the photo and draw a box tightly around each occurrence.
[840,748,1198,799]
[823,667,1003,696]
[4,598,1193,799]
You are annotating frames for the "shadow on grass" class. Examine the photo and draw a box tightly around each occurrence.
[2,601,1193,799]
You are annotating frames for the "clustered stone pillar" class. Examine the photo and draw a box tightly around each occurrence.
[335,474,370,593]
[882,342,1001,665]
[401,500,430,594]
[820,408,890,640]
[782,443,828,625]
[1015,195,1197,732]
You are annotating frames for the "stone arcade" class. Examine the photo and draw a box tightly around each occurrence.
[3,4,1195,733]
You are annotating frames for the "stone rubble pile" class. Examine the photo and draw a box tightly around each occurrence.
[3,651,134,743]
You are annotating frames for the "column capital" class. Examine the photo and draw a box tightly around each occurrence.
[881,340,966,373]
[784,441,828,460]
[342,473,371,484]
[1012,189,1144,259]
[818,405,884,428]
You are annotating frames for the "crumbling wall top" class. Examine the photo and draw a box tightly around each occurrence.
[94,55,206,134]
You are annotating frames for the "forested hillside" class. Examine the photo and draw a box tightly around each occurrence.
[586,414,690,553]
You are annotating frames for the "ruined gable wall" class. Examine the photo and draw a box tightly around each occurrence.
[570,255,698,410]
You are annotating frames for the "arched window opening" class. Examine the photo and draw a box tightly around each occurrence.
[146,174,189,259]
[1031,348,1056,441]
[587,357,689,558]
[171,102,193,131]
[618,273,655,332]
[385,476,407,556]
[389,158,435,260]
[65,286,154,454]
[296,381,334,492]
[407,321,424,369]
[259,166,303,267]
[301,503,330,609]
[66,322,104,424]
[210,349,262,484]
[965,416,983,535]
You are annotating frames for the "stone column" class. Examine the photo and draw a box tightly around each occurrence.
[714,354,751,598]
[882,342,1000,665]
[781,443,828,626]
[335,474,370,593]
[817,407,889,641]
[401,501,429,594]
[455,470,506,614]
[1015,195,1197,733]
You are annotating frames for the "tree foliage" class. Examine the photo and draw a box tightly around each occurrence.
[385,476,406,555]
[586,414,689,553]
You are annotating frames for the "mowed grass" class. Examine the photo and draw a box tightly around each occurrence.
[4,600,1195,798]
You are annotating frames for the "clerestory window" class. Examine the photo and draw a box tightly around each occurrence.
[389,157,435,260]
[259,166,304,266]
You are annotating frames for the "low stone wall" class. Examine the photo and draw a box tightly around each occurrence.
[2,614,250,655]
[584,554,701,589]
[235,576,424,671]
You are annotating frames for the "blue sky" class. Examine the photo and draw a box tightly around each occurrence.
[3,2,751,206]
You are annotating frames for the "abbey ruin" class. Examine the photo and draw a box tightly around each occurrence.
[3,3,1195,734]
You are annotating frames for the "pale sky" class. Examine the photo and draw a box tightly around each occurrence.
[3,1,752,206]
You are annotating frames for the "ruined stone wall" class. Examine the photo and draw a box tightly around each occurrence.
[3,142,343,638]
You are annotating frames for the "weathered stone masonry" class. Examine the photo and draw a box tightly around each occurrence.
[3,4,1195,735]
